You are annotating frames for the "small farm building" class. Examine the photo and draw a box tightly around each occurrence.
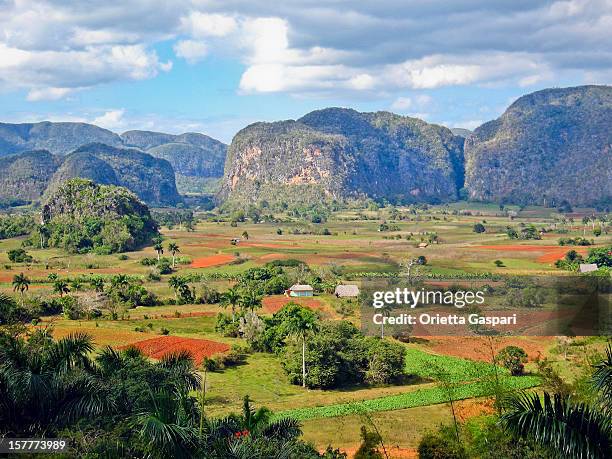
[287,284,314,297]
[335,285,360,298]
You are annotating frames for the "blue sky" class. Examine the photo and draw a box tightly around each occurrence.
[0,1,610,143]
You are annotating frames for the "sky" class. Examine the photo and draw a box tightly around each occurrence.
[0,0,610,143]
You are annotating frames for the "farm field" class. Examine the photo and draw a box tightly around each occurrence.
[1,202,610,457]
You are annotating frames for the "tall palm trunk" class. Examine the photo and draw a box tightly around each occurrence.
[302,334,306,388]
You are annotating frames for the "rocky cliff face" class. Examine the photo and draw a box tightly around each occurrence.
[465,85,612,207]
[218,108,464,205]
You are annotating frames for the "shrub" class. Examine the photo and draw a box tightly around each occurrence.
[473,223,486,233]
[156,259,173,275]
[417,429,466,459]
[7,248,33,263]
[354,426,383,459]
[215,313,241,337]
[496,346,528,376]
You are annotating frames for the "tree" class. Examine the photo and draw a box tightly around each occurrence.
[501,392,610,459]
[37,224,50,248]
[221,287,241,322]
[110,274,130,294]
[12,273,30,301]
[501,346,612,459]
[354,426,384,459]
[496,346,528,376]
[238,290,262,313]
[473,223,486,233]
[7,248,32,263]
[282,306,318,388]
[0,331,104,434]
[90,277,105,293]
[242,231,249,240]
[53,279,70,296]
[168,276,188,302]
[152,236,164,261]
[168,242,180,268]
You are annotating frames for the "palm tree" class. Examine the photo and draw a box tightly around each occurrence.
[592,345,612,413]
[221,287,241,322]
[110,274,130,293]
[168,275,187,301]
[12,273,30,302]
[70,279,83,292]
[36,224,50,248]
[0,331,109,434]
[131,388,200,459]
[89,277,105,293]
[282,306,318,388]
[168,242,180,268]
[153,237,164,261]
[53,279,70,296]
[501,345,612,459]
[238,290,262,314]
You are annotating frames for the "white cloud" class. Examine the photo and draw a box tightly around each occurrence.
[180,12,237,38]
[93,109,126,130]
[26,87,73,101]
[174,40,208,63]
[0,1,610,102]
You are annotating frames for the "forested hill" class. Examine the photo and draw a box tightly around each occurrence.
[121,131,227,193]
[0,122,228,195]
[0,144,181,207]
[464,85,612,207]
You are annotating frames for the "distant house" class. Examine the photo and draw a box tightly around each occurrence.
[417,242,428,249]
[335,285,359,298]
[579,263,598,273]
[287,284,314,297]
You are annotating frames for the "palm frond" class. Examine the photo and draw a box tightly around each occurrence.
[259,417,302,440]
[501,391,611,459]
[592,345,612,411]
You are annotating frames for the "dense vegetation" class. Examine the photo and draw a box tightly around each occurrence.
[41,179,159,254]
[0,329,332,458]
[465,85,612,207]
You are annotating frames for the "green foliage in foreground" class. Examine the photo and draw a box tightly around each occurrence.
[274,377,540,421]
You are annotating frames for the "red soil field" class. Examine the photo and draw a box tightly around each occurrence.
[190,254,235,268]
[263,295,325,314]
[423,336,553,362]
[455,398,495,422]
[259,253,287,261]
[470,245,589,263]
[121,336,230,365]
[339,446,417,458]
